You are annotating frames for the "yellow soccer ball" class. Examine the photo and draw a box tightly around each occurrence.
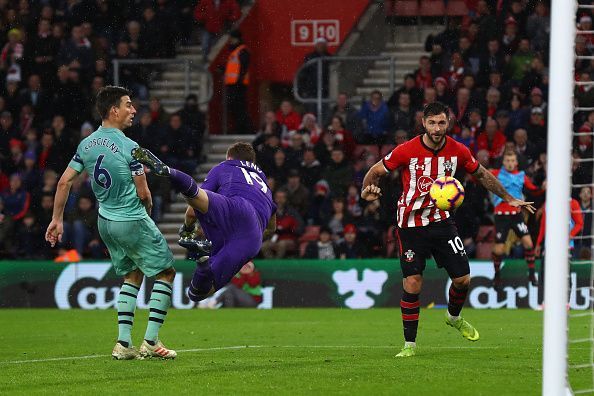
[429,176,465,211]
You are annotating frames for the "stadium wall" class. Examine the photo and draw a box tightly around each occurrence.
[2,260,590,310]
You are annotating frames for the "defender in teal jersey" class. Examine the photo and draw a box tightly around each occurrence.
[45,86,177,360]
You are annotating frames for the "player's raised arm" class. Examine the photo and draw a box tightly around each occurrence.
[45,166,79,247]
[473,164,536,214]
[361,160,388,201]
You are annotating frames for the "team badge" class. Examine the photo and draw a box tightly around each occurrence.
[404,249,415,262]
[444,160,454,172]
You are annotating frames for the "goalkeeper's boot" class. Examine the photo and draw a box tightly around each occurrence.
[131,147,170,176]
[445,315,480,341]
[111,342,139,360]
[395,344,417,358]
[178,238,212,261]
[139,339,177,359]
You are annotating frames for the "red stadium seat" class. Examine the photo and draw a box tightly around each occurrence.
[393,0,419,17]
[446,0,469,16]
[299,225,320,243]
[476,242,494,259]
[418,0,445,16]
[299,241,309,258]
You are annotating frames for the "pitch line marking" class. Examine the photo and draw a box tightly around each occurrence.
[1,344,531,365]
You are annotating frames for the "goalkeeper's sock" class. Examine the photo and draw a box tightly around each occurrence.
[188,262,215,302]
[144,280,173,343]
[401,291,420,342]
[447,284,468,316]
[117,282,140,347]
[525,248,536,278]
[169,168,199,199]
[492,253,502,274]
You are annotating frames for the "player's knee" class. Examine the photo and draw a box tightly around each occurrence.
[403,276,422,293]
[157,267,176,283]
[453,275,470,289]
[493,244,505,255]
[124,269,144,286]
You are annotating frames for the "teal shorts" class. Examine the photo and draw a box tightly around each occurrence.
[98,215,174,277]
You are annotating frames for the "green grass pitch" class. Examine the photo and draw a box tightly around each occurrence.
[0,308,590,395]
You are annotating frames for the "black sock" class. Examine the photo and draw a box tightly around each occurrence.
[145,339,156,346]
[448,284,468,317]
[118,340,129,348]
[401,291,420,342]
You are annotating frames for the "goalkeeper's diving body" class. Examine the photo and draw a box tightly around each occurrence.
[45,86,177,360]
[132,142,276,302]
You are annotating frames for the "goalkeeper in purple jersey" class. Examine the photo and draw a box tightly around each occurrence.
[132,142,276,301]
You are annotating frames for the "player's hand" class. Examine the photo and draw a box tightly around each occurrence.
[178,223,196,240]
[45,220,64,247]
[508,198,536,214]
[535,245,542,257]
[361,184,382,201]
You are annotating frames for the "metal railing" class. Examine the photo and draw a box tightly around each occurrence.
[112,58,213,107]
[293,55,397,121]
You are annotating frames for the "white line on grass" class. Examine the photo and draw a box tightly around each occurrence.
[0,344,523,365]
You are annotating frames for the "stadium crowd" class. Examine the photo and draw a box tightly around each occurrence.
[0,0,592,262]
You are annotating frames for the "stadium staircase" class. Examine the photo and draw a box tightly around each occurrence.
[354,25,435,99]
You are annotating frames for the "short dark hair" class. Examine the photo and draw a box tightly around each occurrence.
[96,86,131,120]
[423,101,450,119]
[227,142,256,162]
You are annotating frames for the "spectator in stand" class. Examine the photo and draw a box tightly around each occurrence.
[177,94,206,142]
[461,74,482,108]
[63,195,103,258]
[576,71,594,110]
[6,138,25,175]
[414,55,433,90]
[1,29,24,85]
[299,37,332,114]
[57,25,94,76]
[452,87,472,127]
[391,92,414,135]
[388,74,422,110]
[477,117,506,164]
[428,41,448,81]
[455,126,477,152]
[253,111,281,150]
[1,173,30,222]
[508,38,535,82]
[148,97,170,125]
[345,184,363,219]
[0,197,13,257]
[483,87,503,118]
[357,90,391,144]
[323,197,354,240]
[280,169,310,218]
[336,223,366,259]
[356,199,384,256]
[527,106,547,151]
[500,16,520,55]
[475,0,498,53]
[521,56,546,96]
[302,225,337,259]
[297,113,323,146]
[114,41,148,100]
[299,149,322,190]
[322,147,353,198]
[526,1,550,54]
[513,128,539,167]
[35,191,54,231]
[214,261,262,308]
[445,52,468,90]
[495,109,513,138]
[479,39,505,87]
[193,0,241,62]
[434,77,453,106]
[261,190,303,258]
[422,87,437,107]
[18,74,52,124]
[26,19,59,88]
[326,116,356,162]
[13,212,46,259]
[307,179,332,225]
[458,36,479,73]
[163,113,198,175]
[268,149,289,187]
[256,133,280,175]
[21,150,41,193]
[284,132,306,169]
[140,5,167,58]
[276,100,302,133]
[529,86,547,114]
[224,30,251,134]
[324,92,363,139]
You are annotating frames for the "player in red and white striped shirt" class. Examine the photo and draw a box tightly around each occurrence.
[361,102,535,357]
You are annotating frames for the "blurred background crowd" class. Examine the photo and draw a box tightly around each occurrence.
[0,0,591,263]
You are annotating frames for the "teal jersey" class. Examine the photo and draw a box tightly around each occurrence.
[68,126,148,221]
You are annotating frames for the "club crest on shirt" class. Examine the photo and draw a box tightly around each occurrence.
[444,160,454,172]
[404,249,415,262]
[417,176,434,193]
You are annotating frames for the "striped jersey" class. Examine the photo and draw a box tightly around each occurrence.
[382,135,480,228]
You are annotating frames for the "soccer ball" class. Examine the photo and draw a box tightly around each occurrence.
[429,176,465,211]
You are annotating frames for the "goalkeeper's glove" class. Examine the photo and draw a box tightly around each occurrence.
[179,223,196,240]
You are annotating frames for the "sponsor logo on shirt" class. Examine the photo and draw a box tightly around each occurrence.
[417,176,434,193]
